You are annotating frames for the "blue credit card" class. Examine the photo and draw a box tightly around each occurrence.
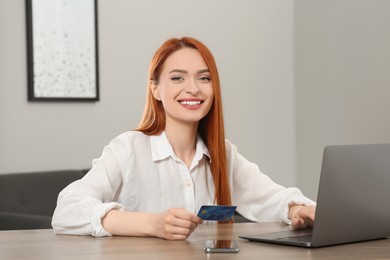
[197,205,237,221]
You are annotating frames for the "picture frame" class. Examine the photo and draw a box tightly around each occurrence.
[26,0,99,101]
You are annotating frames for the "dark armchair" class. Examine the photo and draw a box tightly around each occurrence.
[0,170,86,230]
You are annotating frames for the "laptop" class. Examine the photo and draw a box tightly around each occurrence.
[239,143,390,248]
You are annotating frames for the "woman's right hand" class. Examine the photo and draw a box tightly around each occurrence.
[102,208,202,240]
[153,208,203,240]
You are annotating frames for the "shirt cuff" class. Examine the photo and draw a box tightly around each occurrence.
[91,202,124,237]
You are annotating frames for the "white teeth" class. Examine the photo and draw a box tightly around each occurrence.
[180,101,201,105]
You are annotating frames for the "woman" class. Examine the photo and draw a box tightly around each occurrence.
[52,37,315,240]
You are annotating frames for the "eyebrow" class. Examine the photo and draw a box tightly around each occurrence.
[168,69,210,74]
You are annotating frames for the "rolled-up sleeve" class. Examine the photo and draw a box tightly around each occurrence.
[52,138,127,237]
[226,140,315,224]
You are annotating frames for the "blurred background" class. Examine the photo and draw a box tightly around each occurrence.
[1,0,390,200]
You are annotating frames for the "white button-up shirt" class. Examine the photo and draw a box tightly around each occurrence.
[52,131,315,237]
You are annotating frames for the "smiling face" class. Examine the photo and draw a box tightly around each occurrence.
[150,48,214,128]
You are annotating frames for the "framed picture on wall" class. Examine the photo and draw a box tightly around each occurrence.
[26,0,99,101]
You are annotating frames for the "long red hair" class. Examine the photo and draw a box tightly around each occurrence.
[137,37,232,206]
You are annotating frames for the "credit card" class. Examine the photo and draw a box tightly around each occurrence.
[197,205,237,221]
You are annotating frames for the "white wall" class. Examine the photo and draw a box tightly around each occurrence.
[0,1,297,187]
[295,0,390,199]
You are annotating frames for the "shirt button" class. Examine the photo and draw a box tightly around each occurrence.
[185,181,192,187]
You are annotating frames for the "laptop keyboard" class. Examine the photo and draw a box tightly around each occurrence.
[277,234,313,242]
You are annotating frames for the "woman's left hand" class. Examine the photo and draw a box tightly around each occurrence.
[288,205,316,230]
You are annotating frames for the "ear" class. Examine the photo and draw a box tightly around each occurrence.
[149,80,161,101]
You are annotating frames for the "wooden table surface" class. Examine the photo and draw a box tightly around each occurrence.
[1,222,390,259]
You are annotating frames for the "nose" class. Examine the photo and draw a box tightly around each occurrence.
[185,79,201,95]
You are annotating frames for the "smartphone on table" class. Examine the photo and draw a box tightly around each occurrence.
[204,240,239,253]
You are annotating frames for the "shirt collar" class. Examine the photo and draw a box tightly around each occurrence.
[150,131,210,162]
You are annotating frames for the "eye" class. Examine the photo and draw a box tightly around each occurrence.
[198,75,211,82]
[171,76,184,81]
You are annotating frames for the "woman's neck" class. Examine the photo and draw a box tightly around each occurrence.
[165,120,198,168]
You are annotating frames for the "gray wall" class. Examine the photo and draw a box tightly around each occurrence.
[295,0,390,199]
[0,1,297,189]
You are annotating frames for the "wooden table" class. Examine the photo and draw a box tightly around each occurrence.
[1,222,389,259]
